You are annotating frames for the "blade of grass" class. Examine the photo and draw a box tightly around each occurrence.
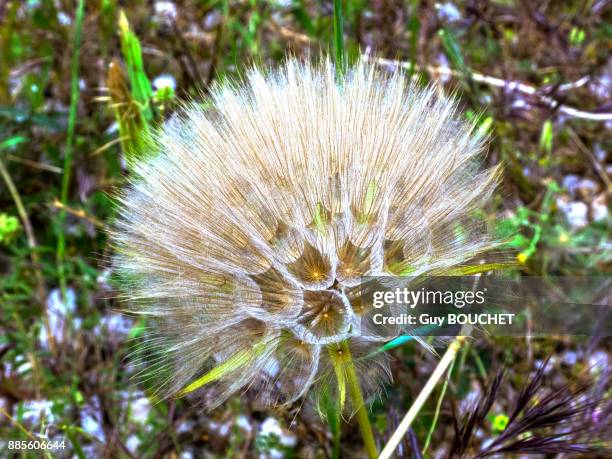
[371,324,441,355]
[406,0,420,79]
[438,27,480,101]
[65,427,86,459]
[421,350,458,454]
[177,341,267,396]
[444,262,513,276]
[291,0,315,36]
[471,347,487,379]
[333,0,346,78]
[0,135,27,150]
[57,0,85,297]
[0,155,53,354]
[320,386,341,459]
[439,28,467,73]
[0,405,37,441]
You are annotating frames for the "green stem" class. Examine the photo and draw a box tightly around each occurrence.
[471,347,487,379]
[332,0,346,78]
[321,385,341,459]
[341,341,378,459]
[422,349,458,454]
[57,0,85,296]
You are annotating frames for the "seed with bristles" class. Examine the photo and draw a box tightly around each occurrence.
[112,58,500,410]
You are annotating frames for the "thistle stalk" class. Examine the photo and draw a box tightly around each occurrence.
[57,0,85,297]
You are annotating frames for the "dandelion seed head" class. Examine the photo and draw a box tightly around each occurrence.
[113,59,500,409]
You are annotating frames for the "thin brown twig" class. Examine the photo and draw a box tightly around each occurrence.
[51,199,106,229]
[0,406,38,441]
[373,56,612,122]
[89,136,128,157]
[267,21,310,46]
[6,155,63,174]
[0,159,55,354]
[264,22,611,122]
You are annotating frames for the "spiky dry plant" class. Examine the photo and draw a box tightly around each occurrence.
[112,59,500,440]
[450,358,611,458]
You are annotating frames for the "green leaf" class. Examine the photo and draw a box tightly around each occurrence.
[439,28,467,72]
[319,387,341,459]
[363,180,377,215]
[445,262,514,275]
[0,135,27,151]
[539,120,553,154]
[313,202,329,229]
[177,341,267,396]
[331,355,346,411]
[0,213,21,245]
[569,27,585,46]
[65,428,86,459]
[477,115,494,138]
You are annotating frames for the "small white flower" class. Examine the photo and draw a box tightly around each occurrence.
[556,198,588,229]
[131,396,151,422]
[57,11,71,26]
[126,435,141,453]
[154,1,177,21]
[39,288,77,349]
[435,2,462,22]
[153,74,176,91]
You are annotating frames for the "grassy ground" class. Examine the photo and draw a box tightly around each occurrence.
[0,1,610,457]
